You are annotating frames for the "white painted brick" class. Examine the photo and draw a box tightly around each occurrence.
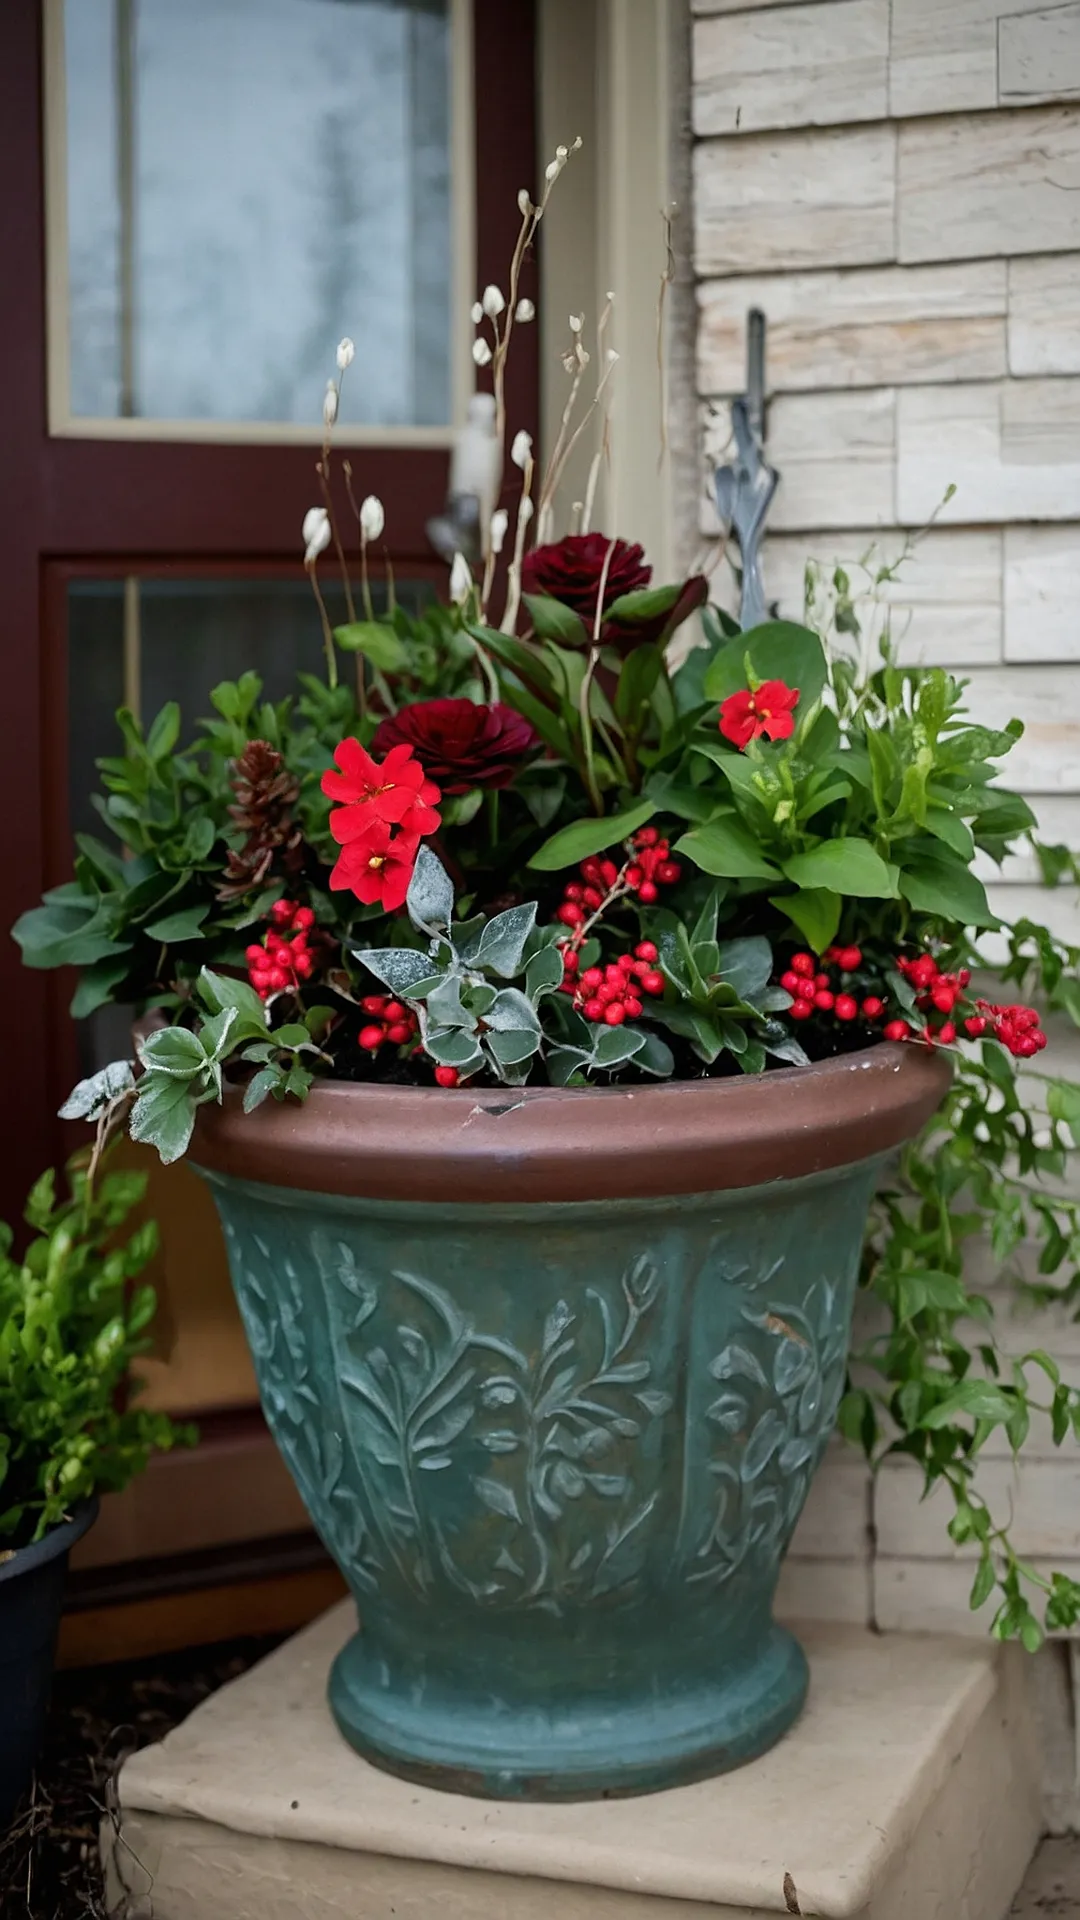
[889,0,1066,119]
[697,262,1007,394]
[693,125,897,276]
[898,108,1080,265]
[897,380,1080,525]
[788,1446,872,1560]
[1000,4,1080,105]
[1009,255,1080,377]
[877,1457,1080,1561]
[693,0,888,137]
[1005,525,1080,661]
[767,388,897,529]
[699,388,897,534]
[874,1555,1080,1633]
[983,881,1080,951]
[735,526,1005,666]
[692,0,819,11]
[777,1556,873,1624]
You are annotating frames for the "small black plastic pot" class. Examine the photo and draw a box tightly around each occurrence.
[0,1499,98,1826]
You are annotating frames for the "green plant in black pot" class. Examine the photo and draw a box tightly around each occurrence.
[0,1065,191,1824]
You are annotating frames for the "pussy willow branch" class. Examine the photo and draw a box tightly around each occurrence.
[501,453,535,635]
[577,536,618,814]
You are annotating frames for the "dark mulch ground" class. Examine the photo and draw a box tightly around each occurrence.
[0,1636,279,1920]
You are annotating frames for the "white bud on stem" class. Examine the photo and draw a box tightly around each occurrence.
[515,297,535,323]
[472,338,493,367]
[449,552,473,605]
[359,495,385,543]
[336,337,355,370]
[511,429,533,470]
[490,508,509,555]
[323,380,339,427]
[517,188,532,215]
[569,314,583,333]
[302,507,331,564]
[470,300,484,324]
[482,284,506,318]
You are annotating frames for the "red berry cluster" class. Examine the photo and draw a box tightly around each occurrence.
[358,996,419,1053]
[878,952,973,1046]
[554,829,682,931]
[246,900,317,999]
[962,1000,1046,1057]
[779,948,885,1027]
[558,942,666,1026]
[624,827,682,905]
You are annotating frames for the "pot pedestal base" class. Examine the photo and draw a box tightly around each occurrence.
[329,1621,808,1799]
[106,1601,1042,1919]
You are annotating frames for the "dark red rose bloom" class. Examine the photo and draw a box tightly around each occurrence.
[371,698,538,794]
[522,534,651,639]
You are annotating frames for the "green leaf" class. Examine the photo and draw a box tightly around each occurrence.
[144,903,210,943]
[715,936,773,1001]
[702,620,828,713]
[924,806,975,861]
[633,1029,675,1077]
[485,1026,542,1068]
[591,1026,647,1069]
[145,702,181,761]
[197,968,268,1026]
[771,887,842,955]
[676,818,780,881]
[484,988,542,1036]
[969,1555,997,1612]
[922,1381,1016,1428]
[243,1066,283,1113]
[70,956,132,1018]
[137,1026,208,1078]
[528,800,656,872]
[615,645,664,724]
[525,944,565,997]
[897,858,998,929]
[129,1073,198,1165]
[1048,1081,1080,1135]
[424,1028,485,1071]
[11,901,131,971]
[781,838,894,899]
[333,621,408,672]
[523,594,589,648]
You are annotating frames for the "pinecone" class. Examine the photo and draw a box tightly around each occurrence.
[216,741,303,903]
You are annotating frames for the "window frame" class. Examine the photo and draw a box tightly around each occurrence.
[0,0,538,1222]
[42,0,477,447]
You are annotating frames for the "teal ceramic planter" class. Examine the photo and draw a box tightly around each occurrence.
[193,1047,947,1800]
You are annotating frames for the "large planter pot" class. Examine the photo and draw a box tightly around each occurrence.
[0,1498,98,1824]
[192,1044,947,1801]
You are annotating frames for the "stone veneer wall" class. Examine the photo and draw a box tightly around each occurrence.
[687,0,1080,1647]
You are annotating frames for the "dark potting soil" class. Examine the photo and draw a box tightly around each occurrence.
[0,1634,280,1920]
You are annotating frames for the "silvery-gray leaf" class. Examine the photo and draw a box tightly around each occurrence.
[58,1059,134,1121]
[407,846,454,933]
[351,947,436,996]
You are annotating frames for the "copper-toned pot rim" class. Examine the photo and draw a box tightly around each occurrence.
[190,1043,950,1205]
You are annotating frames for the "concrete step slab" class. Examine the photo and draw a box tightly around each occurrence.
[104,1602,1042,1920]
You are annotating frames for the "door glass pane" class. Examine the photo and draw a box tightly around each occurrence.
[68,575,431,839]
[62,0,453,428]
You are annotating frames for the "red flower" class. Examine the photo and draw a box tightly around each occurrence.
[322,738,441,835]
[522,534,651,634]
[328,818,421,912]
[718,681,800,750]
[371,699,537,794]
